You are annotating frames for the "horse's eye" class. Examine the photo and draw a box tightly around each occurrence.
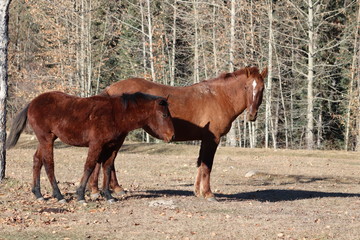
[163,113,169,118]
[159,100,168,106]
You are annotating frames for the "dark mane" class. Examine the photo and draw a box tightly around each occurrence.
[121,92,165,108]
[218,66,260,80]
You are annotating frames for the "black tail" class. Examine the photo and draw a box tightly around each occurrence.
[6,104,29,149]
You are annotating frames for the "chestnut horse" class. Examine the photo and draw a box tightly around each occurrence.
[90,66,267,201]
[6,91,174,202]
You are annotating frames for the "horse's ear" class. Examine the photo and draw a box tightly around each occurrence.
[261,67,268,79]
[246,68,251,77]
[166,95,170,101]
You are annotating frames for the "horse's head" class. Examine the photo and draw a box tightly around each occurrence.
[244,67,267,121]
[146,97,175,142]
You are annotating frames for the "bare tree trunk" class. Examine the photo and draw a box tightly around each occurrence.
[140,1,150,143]
[0,0,11,181]
[345,0,360,150]
[212,0,218,76]
[193,0,199,84]
[86,0,92,96]
[146,0,156,82]
[306,0,315,149]
[170,0,177,86]
[275,49,289,149]
[226,0,237,147]
[79,0,86,96]
[265,0,274,148]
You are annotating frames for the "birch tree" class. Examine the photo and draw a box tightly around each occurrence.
[0,0,11,181]
[226,0,237,147]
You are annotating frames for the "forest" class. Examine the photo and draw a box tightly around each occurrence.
[6,0,360,151]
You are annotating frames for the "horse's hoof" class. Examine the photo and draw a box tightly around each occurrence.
[107,198,116,203]
[78,200,86,204]
[58,199,67,203]
[90,192,101,200]
[206,197,218,202]
[37,197,45,202]
[114,190,126,196]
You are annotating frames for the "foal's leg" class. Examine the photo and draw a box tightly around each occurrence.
[76,145,102,202]
[40,139,65,202]
[101,144,122,201]
[32,147,44,200]
[88,162,101,198]
[194,138,219,201]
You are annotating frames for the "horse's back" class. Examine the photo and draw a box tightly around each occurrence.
[27,91,115,145]
[105,78,177,97]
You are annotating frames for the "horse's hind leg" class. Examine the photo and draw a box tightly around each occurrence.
[40,140,65,202]
[32,147,44,200]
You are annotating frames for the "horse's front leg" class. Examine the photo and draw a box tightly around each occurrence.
[88,162,101,199]
[101,141,124,201]
[195,138,219,201]
[76,145,102,202]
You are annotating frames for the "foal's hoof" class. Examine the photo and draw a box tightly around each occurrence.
[107,198,116,204]
[58,199,67,204]
[206,197,218,202]
[78,200,86,204]
[90,192,101,200]
[37,197,46,202]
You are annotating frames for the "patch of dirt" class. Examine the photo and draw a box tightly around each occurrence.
[1,135,360,239]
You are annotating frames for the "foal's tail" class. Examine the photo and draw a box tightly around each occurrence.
[6,104,29,149]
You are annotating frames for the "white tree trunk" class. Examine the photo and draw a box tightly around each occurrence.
[226,0,237,147]
[306,0,315,150]
[146,0,156,82]
[0,0,11,181]
[265,1,275,148]
[170,0,177,86]
[212,0,218,76]
[193,0,199,84]
[140,1,150,143]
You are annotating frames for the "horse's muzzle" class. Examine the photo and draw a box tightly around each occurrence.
[164,133,175,143]
[247,112,258,122]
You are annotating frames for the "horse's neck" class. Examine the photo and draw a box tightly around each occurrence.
[210,76,247,116]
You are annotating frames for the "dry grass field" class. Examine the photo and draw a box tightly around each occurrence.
[1,135,360,240]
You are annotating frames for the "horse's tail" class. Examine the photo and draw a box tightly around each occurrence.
[6,104,29,149]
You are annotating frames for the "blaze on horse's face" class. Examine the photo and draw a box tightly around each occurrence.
[245,68,267,121]
[147,98,175,142]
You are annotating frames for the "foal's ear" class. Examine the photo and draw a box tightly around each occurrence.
[261,67,268,79]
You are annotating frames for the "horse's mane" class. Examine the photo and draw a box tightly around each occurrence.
[121,92,165,109]
[217,66,260,80]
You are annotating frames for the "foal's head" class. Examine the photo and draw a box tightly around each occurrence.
[123,92,175,142]
[148,96,175,142]
[244,67,267,121]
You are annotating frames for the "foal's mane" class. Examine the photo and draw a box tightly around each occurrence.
[121,92,165,109]
[217,66,260,80]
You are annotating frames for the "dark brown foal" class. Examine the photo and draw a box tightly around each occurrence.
[6,91,174,202]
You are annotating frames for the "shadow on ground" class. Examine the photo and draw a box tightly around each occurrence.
[142,189,360,202]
